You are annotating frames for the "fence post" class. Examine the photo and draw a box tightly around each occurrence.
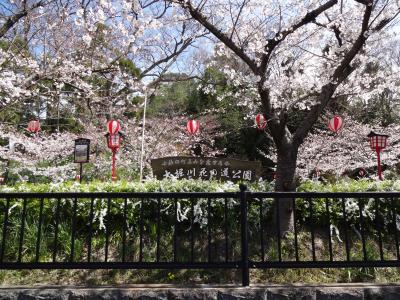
[239,183,249,286]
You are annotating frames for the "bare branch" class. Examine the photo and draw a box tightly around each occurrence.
[229,0,248,40]
[140,27,204,77]
[0,1,45,38]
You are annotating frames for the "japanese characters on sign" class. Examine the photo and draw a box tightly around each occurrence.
[151,157,261,182]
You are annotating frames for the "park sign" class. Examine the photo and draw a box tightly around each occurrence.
[74,138,91,183]
[151,156,261,182]
[74,138,90,163]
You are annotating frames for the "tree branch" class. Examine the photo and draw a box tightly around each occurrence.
[313,20,343,47]
[372,10,400,31]
[140,34,198,77]
[259,0,338,74]
[174,0,259,74]
[293,1,373,147]
[229,0,248,40]
[0,1,44,38]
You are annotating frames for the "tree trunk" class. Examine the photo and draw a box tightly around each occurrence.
[275,143,298,235]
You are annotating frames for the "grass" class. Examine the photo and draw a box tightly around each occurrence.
[0,228,399,286]
[1,266,400,286]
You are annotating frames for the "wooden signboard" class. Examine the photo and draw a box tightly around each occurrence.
[151,156,261,182]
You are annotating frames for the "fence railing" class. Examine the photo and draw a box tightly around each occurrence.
[0,185,400,286]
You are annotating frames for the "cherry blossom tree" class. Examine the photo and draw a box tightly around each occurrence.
[2,0,400,233]
[0,114,224,183]
[297,116,400,179]
[0,0,206,122]
[170,0,400,232]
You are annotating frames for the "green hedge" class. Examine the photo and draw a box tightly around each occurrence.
[298,178,400,192]
[0,178,272,193]
[1,177,400,193]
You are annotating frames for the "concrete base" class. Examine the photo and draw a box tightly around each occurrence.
[0,284,399,299]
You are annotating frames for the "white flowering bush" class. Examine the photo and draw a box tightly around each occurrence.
[0,178,254,192]
[1,177,398,227]
[0,178,269,263]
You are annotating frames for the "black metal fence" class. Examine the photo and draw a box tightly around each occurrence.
[0,185,400,286]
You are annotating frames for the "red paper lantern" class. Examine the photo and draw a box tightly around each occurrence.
[328,116,343,133]
[255,114,267,130]
[107,120,120,134]
[27,120,40,133]
[187,120,199,135]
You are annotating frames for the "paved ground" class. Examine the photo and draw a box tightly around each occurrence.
[0,283,399,299]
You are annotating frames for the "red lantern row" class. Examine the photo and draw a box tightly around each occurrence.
[25,116,346,136]
[187,114,269,134]
[254,114,344,133]
[187,114,270,134]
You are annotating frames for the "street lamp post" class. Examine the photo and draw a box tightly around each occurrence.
[105,132,123,181]
[106,120,123,182]
[139,90,148,182]
[368,131,389,180]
